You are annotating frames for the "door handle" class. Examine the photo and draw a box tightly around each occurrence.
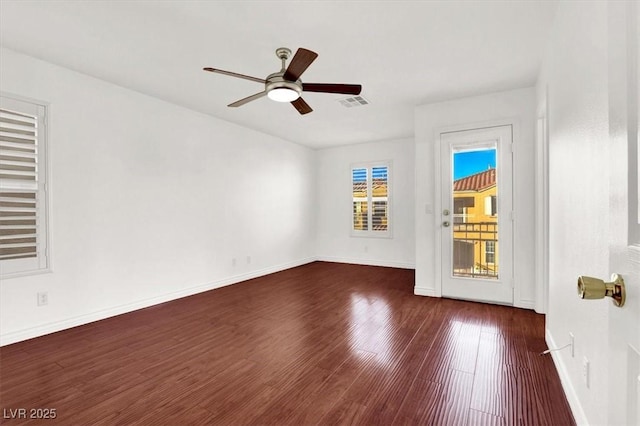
[443,221,450,227]
[577,273,625,307]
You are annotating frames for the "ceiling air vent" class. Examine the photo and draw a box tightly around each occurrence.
[338,95,370,108]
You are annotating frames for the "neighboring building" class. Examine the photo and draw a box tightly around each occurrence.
[452,167,498,278]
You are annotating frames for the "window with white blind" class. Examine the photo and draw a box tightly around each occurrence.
[485,240,496,264]
[484,195,497,216]
[0,95,49,277]
[351,162,391,237]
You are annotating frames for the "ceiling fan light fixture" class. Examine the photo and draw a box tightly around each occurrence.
[204,47,362,115]
[267,87,300,102]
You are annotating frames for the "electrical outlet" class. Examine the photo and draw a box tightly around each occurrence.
[232,258,237,267]
[569,332,575,358]
[37,292,48,306]
[364,245,368,253]
[582,356,589,388]
[246,256,251,264]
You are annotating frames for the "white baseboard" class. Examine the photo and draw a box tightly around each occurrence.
[0,257,316,346]
[414,287,535,308]
[316,256,415,270]
[515,299,536,310]
[414,286,437,297]
[546,328,588,425]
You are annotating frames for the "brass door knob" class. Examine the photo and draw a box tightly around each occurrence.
[577,273,625,307]
[443,221,450,227]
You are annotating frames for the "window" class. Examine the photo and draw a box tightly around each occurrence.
[484,195,497,216]
[485,240,496,264]
[454,197,474,223]
[0,95,49,277]
[351,163,390,237]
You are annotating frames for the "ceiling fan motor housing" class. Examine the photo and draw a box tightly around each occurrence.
[265,72,302,101]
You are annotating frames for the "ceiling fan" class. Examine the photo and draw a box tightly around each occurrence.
[203,47,362,115]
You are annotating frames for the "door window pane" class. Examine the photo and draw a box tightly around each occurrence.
[451,147,498,279]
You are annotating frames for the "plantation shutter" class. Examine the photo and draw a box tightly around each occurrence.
[371,166,388,231]
[352,168,368,231]
[351,163,391,237]
[0,96,48,276]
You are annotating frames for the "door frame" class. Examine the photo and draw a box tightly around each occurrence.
[535,102,550,315]
[433,118,522,304]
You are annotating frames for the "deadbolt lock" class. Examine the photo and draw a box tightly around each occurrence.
[577,273,625,307]
[443,209,450,216]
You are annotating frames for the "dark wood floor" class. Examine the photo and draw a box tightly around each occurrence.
[0,262,574,425]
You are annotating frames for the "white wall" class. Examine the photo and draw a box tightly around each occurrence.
[0,48,316,345]
[536,2,619,425]
[414,88,537,309]
[315,139,415,268]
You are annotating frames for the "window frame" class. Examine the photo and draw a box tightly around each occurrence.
[350,161,392,238]
[1,93,51,279]
[485,240,496,264]
[484,195,497,217]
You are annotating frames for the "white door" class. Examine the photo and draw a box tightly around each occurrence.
[440,125,513,305]
[607,2,640,425]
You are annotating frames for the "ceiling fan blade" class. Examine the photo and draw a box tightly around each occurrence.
[228,91,268,107]
[283,48,318,81]
[203,68,266,84]
[291,97,313,115]
[302,83,362,95]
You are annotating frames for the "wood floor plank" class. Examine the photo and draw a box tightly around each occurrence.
[428,368,475,426]
[526,350,576,425]
[0,262,575,425]
[318,400,369,425]
[287,350,377,425]
[467,408,507,426]
[416,318,482,383]
[245,365,333,424]
[470,331,508,416]
[392,377,442,425]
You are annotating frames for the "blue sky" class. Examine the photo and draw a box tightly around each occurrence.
[353,166,388,182]
[453,149,496,180]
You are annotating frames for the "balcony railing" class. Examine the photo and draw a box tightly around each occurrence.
[452,221,498,279]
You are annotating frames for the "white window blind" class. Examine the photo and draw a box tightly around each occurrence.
[351,163,391,237]
[0,95,49,277]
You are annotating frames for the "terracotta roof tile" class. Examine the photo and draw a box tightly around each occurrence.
[453,168,496,192]
[353,180,388,194]
[353,182,367,192]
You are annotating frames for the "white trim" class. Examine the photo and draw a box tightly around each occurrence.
[534,92,550,314]
[515,299,535,310]
[0,256,316,346]
[546,328,589,426]
[413,286,437,297]
[316,255,414,270]
[508,123,520,307]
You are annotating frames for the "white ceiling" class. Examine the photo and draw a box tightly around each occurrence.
[0,0,557,149]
